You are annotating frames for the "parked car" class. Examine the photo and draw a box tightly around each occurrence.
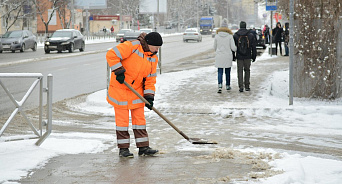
[139,29,153,33]
[0,30,37,53]
[183,28,202,42]
[212,27,219,38]
[116,29,133,42]
[255,28,266,49]
[44,29,85,53]
[0,40,3,53]
[120,31,141,43]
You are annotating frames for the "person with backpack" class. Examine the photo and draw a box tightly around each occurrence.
[214,26,237,93]
[233,21,257,92]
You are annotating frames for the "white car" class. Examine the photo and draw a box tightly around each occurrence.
[183,28,202,42]
[140,29,153,33]
[116,29,133,42]
[212,27,219,38]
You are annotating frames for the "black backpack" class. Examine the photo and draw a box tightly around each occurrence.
[237,33,250,56]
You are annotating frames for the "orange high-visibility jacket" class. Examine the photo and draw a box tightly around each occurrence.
[106,40,158,109]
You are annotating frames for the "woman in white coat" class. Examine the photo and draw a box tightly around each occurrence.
[214,27,237,93]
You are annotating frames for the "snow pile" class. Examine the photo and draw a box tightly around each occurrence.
[0,133,113,183]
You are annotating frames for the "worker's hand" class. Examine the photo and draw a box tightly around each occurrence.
[116,73,125,84]
[144,95,154,110]
[114,66,126,84]
[252,59,256,62]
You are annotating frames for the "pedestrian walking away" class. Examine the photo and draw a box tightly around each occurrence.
[272,22,284,56]
[106,32,163,158]
[214,27,237,93]
[233,21,257,92]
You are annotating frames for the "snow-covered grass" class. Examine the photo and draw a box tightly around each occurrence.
[1,42,342,184]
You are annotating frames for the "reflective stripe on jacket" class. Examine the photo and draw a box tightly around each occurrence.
[106,40,158,109]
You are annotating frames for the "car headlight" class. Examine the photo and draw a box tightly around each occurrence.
[61,41,70,45]
[13,41,19,44]
[45,42,50,45]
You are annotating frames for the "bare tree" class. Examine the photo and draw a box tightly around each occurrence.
[34,0,63,36]
[0,0,26,32]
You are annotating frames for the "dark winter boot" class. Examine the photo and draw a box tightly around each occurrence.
[226,85,231,90]
[119,148,134,158]
[217,84,222,93]
[138,146,159,156]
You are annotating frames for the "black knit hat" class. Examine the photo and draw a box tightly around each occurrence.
[240,21,247,29]
[145,32,163,46]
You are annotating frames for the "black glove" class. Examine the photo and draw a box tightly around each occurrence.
[114,67,126,84]
[252,59,256,62]
[144,96,154,110]
[116,73,125,84]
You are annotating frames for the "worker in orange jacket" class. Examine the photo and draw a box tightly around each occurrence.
[106,32,163,158]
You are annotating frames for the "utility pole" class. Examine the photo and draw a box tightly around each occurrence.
[197,0,199,28]
[71,0,74,29]
[227,0,229,22]
[156,0,159,32]
[289,0,294,105]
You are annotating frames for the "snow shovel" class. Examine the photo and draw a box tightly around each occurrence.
[124,81,217,144]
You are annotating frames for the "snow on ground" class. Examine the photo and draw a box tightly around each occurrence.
[1,45,342,184]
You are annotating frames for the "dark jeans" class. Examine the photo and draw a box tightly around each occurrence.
[275,40,282,55]
[218,68,231,85]
[285,43,289,56]
[237,59,251,89]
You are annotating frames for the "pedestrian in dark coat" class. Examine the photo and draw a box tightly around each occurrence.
[272,22,283,55]
[284,22,290,56]
[233,21,257,92]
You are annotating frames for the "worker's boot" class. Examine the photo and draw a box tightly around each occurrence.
[138,146,159,156]
[119,148,134,158]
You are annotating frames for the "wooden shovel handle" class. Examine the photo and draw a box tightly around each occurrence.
[123,81,190,140]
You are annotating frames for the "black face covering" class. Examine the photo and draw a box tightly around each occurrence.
[149,51,158,56]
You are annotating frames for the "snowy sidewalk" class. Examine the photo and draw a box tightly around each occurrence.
[2,52,342,184]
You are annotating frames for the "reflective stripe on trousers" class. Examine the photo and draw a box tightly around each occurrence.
[114,107,149,148]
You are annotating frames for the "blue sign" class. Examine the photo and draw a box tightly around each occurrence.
[266,0,277,11]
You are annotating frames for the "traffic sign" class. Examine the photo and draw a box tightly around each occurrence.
[266,0,277,11]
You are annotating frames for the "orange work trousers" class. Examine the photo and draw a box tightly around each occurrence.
[114,107,149,148]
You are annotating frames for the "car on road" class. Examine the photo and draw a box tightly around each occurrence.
[211,27,219,38]
[183,28,202,42]
[255,28,266,49]
[44,29,85,54]
[116,29,133,42]
[120,31,141,43]
[0,30,37,53]
[139,28,153,33]
[0,39,3,53]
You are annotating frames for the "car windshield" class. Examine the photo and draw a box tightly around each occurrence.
[185,29,196,33]
[51,31,72,38]
[140,29,152,33]
[2,31,22,38]
[125,32,141,36]
[200,19,212,24]
[118,30,131,34]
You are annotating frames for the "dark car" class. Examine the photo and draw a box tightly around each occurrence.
[120,31,141,43]
[44,29,85,53]
[255,28,266,49]
[0,39,3,53]
[0,30,37,53]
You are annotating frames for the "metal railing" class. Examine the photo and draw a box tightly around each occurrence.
[0,73,53,146]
